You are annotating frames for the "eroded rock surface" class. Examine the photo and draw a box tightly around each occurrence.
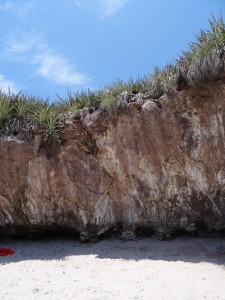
[1,81,225,240]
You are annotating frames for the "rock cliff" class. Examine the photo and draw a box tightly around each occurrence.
[1,80,225,240]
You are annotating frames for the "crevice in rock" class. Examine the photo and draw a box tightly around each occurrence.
[153,99,162,109]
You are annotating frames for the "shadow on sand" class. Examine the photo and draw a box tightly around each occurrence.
[0,235,225,266]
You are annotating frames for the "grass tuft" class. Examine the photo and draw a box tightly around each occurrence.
[31,102,60,143]
[177,14,225,86]
[148,64,177,98]
[100,94,118,114]
[0,94,12,129]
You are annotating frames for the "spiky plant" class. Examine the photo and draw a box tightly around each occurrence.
[106,79,127,97]
[57,92,80,111]
[42,113,60,142]
[14,96,33,119]
[148,64,177,98]
[31,102,49,124]
[57,89,100,111]
[31,102,60,142]
[126,77,143,94]
[75,89,100,109]
[177,14,225,85]
[0,93,12,129]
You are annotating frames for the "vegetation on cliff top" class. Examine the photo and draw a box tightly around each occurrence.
[0,15,225,142]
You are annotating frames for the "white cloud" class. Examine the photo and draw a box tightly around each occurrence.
[0,1,35,18]
[4,31,89,86]
[99,0,129,18]
[74,0,129,18]
[35,52,88,85]
[0,74,20,93]
[5,32,41,55]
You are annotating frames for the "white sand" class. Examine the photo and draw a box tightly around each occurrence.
[0,236,225,300]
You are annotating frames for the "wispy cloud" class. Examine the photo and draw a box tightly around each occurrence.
[4,31,89,86]
[35,53,88,85]
[5,32,41,55]
[0,1,36,18]
[0,1,13,11]
[16,2,36,18]
[0,74,20,93]
[100,0,129,18]
[74,0,129,18]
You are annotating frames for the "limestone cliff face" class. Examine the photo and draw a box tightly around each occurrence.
[1,81,225,240]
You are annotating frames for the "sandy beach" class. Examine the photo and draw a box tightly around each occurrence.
[0,236,225,300]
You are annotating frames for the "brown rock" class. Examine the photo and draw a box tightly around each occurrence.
[1,81,225,240]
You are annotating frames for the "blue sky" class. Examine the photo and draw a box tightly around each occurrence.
[0,0,225,100]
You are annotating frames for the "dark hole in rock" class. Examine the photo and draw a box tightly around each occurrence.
[135,226,155,237]
[12,130,18,136]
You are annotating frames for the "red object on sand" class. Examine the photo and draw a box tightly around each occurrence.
[0,248,14,256]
